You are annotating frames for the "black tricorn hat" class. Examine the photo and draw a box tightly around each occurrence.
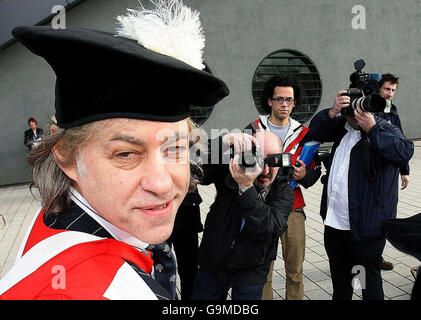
[381,213,421,261]
[12,26,229,128]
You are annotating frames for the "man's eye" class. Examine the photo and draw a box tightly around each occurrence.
[117,152,132,158]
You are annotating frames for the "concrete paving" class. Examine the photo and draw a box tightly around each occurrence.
[1,141,421,300]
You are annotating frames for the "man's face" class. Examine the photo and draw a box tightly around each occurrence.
[268,86,295,123]
[379,81,397,100]
[258,164,279,188]
[345,114,360,130]
[254,132,282,188]
[62,118,190,244]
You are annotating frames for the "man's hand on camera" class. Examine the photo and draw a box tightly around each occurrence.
[293,159,306,181]
[229,154,262,190]
[222,132,258,153]
[354,106,376,132]
[328,90,350,119]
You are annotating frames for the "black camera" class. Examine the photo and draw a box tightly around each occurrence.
[265,153,293,169]
[340,59,386,116]
[237,144,264,171]
[231,144,292,172]
[226,145,294,189]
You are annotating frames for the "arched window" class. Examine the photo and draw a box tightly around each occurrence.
[251,49,322,123]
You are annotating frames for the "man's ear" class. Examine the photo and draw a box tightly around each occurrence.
[52,144,79,182]
[268,98,273,108]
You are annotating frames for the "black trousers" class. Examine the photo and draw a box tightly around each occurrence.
[324,225,385,300]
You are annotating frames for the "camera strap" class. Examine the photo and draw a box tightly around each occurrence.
[363,135,383,208]
[363,136,376,181]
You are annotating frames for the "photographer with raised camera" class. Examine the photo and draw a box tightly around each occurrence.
[340,70,409,272]
[245,74,321,300]
[307,62,414,300]
[191,131,294,300]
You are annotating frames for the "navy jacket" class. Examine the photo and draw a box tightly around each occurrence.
[308,109,414,242]
[377,103,410,175]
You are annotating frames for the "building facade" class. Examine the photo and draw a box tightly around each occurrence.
[0,0,420,185]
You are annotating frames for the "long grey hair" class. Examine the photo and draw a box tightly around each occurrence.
[28,118,205,215]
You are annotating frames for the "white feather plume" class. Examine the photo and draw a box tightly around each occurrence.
[116,0,205,70]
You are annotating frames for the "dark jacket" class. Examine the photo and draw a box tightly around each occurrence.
[198,139,294,286]
[308,109,414,242]
[381,213,421,301]
[377,103,410,175]
[171,190,203,235]
[24,128,43,150]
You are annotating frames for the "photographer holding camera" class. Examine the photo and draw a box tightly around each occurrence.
[307,61,414,300]
[191,131,294,300]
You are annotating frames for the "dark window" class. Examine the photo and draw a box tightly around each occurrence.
[189,64,214,125]
[251,49,322,124]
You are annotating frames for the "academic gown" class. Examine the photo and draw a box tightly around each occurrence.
[0,202,171,300]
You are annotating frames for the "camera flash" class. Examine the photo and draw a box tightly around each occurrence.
[282,153,291,167]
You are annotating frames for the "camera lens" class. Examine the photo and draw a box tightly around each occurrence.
[351,96,368,112]
[351,94,386,113]
[239,151,257,171]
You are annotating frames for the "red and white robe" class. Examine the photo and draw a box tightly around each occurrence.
[0,204,169,300]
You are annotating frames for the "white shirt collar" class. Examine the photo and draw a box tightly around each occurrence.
[69,187,149,250]
[384,100,392,113]
[344,121,361,135]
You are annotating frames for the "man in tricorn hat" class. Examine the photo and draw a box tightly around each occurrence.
[0,0,228,300]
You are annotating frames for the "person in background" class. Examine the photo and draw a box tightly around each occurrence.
[192,131,294,300]
[307,90,414,300]
[245,74,321,300]
[375,73,409,271]
[24,117,43,150]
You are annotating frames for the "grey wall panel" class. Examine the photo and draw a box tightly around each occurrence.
[0,0,70,46]
[190,0,421,136]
